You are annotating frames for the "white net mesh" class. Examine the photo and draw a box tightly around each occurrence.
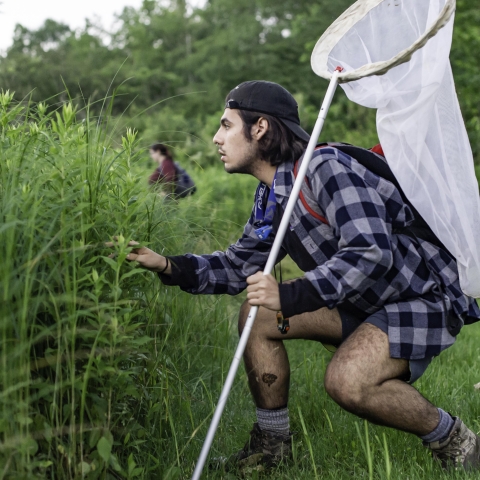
[311,0,480,297]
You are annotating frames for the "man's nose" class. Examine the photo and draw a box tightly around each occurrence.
[213,129,222,145]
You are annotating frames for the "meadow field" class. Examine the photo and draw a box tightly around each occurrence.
[1,92,480,480]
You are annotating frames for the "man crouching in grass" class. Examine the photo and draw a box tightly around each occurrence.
[115,81,480,472]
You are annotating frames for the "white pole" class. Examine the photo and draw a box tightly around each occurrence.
[191,69,341,480]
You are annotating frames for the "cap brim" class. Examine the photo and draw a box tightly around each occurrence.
[280,118,311,143]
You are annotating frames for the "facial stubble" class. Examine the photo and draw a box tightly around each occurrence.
[224,141,259,176]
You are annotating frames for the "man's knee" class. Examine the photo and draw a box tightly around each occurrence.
[324,359,368,414]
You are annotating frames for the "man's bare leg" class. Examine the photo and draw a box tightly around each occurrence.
[237,301,343,410]
[235,305,480,471]
[227,301,342,468]
[238,302,438,434]
[324,322,438,435]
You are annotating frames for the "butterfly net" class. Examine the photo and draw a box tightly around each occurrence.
[311,0,480,297]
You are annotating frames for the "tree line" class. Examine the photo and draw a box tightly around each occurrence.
[0,0,478,162]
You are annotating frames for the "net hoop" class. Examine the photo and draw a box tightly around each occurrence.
[311,0,456,83]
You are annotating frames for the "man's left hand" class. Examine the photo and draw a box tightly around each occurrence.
[246,272,281,311]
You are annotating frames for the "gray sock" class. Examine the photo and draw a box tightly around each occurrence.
[256,407,290,436]
[420,408,455,444]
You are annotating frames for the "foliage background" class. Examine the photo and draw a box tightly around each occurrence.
[1,0,479,163]
[1,1,480,479]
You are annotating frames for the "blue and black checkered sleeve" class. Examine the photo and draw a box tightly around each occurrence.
[160,205,284,295]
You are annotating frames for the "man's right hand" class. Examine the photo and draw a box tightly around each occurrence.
[106,240,171,274]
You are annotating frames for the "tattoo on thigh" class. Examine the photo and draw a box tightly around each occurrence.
[262,373,278,387]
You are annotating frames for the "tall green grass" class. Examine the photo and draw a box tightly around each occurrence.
[1,90,480,480]
[0,91,253,478]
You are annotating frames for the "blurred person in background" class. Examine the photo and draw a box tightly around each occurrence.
[149,143,196,198]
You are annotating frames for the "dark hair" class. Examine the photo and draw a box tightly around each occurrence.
[235,110,308,166]
[149,143,172,158]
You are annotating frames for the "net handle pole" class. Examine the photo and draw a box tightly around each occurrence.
[191,68,341,480]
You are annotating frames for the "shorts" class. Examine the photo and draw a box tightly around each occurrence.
[338,307,432,384]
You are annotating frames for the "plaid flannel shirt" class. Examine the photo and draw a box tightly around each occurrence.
[162,147,480,360]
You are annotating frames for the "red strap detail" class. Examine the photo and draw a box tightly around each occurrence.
[293,151,329,225]
[299,190,329,225]
[370,143,385,157]
[295,143,384,224]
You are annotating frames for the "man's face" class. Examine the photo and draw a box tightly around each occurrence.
[213,109,258,175]
[149,149,164,164]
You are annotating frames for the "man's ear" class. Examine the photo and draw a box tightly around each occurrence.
[251,117,269,141]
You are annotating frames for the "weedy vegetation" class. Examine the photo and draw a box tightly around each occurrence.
[1,91,479,480]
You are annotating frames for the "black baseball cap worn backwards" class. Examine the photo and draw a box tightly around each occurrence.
[225,80,310,143]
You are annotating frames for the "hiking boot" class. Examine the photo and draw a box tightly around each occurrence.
[425,417,480,470]
[210,423,292,473]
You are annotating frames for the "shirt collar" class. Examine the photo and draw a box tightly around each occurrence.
[272,160,294,199]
